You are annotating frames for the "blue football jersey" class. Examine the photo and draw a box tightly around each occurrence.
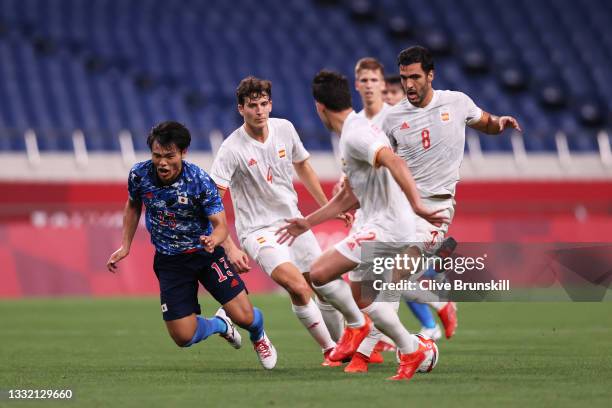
[127,160,224,255]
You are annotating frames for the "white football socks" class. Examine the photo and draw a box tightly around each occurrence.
[292,298,336,351]
[361,302,419,354]
[313,279,365,328]
[315,296,344,342]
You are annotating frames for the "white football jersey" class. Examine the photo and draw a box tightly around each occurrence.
[340,111,415,242]
[382,90,482,197]
[356,102,391,129]
[210,118,309,242]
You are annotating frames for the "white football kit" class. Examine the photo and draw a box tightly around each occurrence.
[210,118,321,275]
[335,111,416,274]
[383,90,483,250]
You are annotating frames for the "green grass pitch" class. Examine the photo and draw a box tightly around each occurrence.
[1,295,611,407]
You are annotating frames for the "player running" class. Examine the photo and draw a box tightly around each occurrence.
[209,77,344,366]
[383,45,521,336]
[106,121,277,369]
[345,58,447,374]
[277,70,448,381]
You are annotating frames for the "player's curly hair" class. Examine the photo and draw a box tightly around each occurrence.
[397,45,434,72]
[147,121,191,151]
[236,76,272,105]
[312,70,352,112]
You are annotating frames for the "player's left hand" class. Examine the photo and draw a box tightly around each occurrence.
[275,218,311,246]
[498,116,522,132]
[200,235,218,253]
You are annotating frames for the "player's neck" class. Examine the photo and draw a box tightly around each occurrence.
[243,122,269,143]
[364,99,383,119]
[414,89,434,108]
[331,109,354,134]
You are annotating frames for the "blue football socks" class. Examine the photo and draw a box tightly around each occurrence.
[183,316,228,347]
[247,307,265,342]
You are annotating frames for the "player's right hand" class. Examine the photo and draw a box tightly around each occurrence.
[227,248,251,273]
[275,218,311,246]
[414,205,449,226]
[106,247,129,273]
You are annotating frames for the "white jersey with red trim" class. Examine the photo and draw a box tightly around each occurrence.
[382,90,483,197]
[339,111,415,242]
[356,102,391,129]
[210,118,309,242]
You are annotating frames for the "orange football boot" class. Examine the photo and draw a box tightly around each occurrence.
[329,314,372,362]
[437,302,458,339]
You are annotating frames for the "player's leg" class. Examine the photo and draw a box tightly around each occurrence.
[198,248,277,369]
[153,252,228,348]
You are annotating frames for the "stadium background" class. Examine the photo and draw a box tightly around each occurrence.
[0,0,610,297]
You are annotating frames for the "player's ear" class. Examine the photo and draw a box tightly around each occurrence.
[237,104,244,117]
[428,69,435,83]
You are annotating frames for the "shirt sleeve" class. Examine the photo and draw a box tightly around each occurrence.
[198,173,225,217]
[290,122,310,163]
[127,167,141,202]
[462,93,484,126]
[346,124,387,167]
[209,145,236,190]
[382,115,398,150]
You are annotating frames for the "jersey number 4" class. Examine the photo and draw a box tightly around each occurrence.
[211,257,234,283]
[421,129,431,149]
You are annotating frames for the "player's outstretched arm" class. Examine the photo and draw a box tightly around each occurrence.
[276,181,359,245]
[294,159,353,227]
[215,187,251,273]
[376,147,449,225]
[107,198,142,273]
[293,158,328,207]
[200,211,230,253]
[469,111,522,134]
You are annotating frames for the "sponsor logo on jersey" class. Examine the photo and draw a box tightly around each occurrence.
[248,158,257,166]
[400,121,410,130]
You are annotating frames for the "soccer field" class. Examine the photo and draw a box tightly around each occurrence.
[1,296,611,408]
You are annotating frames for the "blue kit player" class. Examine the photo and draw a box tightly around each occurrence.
[106,121,277,369]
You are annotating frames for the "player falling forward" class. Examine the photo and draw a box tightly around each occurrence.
[106,121,277,370]
[383,45,521,335]
[277,70,448,381]
[210,77,346,366]
[345,58,447,374]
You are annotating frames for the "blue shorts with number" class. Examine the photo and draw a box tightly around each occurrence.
[153,247,247,321]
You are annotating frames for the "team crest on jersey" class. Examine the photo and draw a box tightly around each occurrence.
[440,109,451,122]
[257,236,266,244]
[277,143,287,159]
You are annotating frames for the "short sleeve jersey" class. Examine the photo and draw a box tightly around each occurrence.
[127,160,224,255]
[382,90,482,197]
[209,118,309,242]
[340,111,415,241]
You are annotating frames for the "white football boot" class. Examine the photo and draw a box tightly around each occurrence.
[252,331,277,370]
[215,307,242,349]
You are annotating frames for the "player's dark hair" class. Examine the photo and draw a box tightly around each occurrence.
[147,121,191,151]
[312,70,352,112]
[355,57,385,77]
[397,45,434,73]
[236,76,272,105]
[385,74,402,86]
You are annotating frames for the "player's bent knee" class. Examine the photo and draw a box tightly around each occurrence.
[171,331,195,347]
